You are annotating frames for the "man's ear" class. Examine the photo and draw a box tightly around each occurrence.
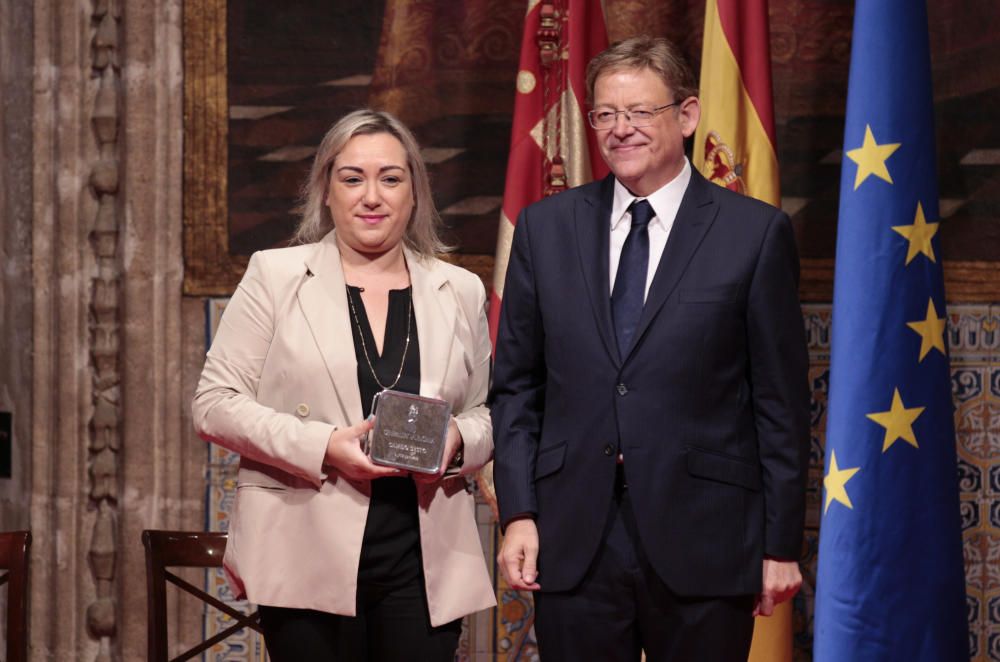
[678,96,701,139]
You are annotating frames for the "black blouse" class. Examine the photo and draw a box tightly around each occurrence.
[346,285,422,588]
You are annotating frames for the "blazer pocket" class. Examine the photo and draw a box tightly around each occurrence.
[534,442,567,480]
[684,446,761,491]
[236,483,288,492]
[678,284,739,303]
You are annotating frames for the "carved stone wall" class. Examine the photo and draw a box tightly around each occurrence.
[31,0,100,657]
[116,0,208,657]
[86,2,123,658]
[28,1,198,660]
[0,0,34,531]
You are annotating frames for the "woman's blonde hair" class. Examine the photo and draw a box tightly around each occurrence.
[293,109,450,256]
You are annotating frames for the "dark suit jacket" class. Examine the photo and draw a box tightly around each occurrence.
[490,167,810,597]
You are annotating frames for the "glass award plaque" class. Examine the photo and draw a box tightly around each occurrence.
[366,390,452,474]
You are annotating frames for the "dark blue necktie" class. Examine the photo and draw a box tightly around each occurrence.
[612,199,654,356]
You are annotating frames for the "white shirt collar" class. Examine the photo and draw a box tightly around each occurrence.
[610,157,692,230]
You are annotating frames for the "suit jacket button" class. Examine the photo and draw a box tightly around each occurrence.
[604,444,615,456]
[616,383,628,396]
[295,403,310,417]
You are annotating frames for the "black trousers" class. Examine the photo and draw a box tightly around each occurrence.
[259,577,461,662]
[533,469,755,662]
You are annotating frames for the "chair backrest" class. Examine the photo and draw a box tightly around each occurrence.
[0,530,31,662]
[142,530,261,662]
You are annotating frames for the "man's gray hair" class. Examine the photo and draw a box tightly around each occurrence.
[585,35,698,106]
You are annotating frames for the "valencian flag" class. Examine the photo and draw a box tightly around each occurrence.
[814,1,969,660]
[488,0,609,344]
[692,3,790,660]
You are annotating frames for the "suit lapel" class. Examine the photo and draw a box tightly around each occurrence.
[575,175,620,364]
[299,231,365,425]
[406,247,455,400]
[626,169,719,361]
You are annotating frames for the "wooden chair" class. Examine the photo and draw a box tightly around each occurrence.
[142,530,262,662]
[0,530,31,662]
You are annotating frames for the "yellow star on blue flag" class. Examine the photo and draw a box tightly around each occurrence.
[907,299,947,362]
[823,450,861,514]
[865,388,924,452]
[846,124,900,190]
[892,202,939,264]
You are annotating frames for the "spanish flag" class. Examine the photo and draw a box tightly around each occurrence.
[693,2,790,661]
[693,0,780,207]
[488,0,609,344]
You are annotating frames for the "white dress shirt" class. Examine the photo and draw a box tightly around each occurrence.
[609,158,692,300]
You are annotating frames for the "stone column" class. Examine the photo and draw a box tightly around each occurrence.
[116,0,206,659]
[31,0,101,657]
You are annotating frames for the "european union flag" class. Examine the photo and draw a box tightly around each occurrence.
[814,1,969,660]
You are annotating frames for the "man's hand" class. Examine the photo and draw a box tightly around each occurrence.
[753,558,802,616]
[497,518,541,591]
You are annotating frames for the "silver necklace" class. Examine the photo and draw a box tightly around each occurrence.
[346,286,412,391]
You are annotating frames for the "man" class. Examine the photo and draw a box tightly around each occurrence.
[490,36,810,661]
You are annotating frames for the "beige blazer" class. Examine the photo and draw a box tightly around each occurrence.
[192,230,496,626]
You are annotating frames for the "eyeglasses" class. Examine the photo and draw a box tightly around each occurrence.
[587,102,680,129]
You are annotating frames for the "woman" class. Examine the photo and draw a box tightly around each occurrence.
[192,109,495,661]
